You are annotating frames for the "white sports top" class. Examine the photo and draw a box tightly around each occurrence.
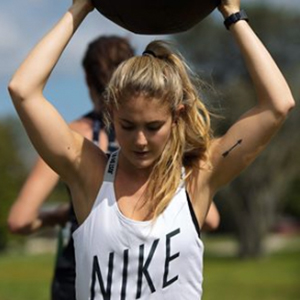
[73,151,204,300]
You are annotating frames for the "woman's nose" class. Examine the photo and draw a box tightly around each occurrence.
[135,130,147,148]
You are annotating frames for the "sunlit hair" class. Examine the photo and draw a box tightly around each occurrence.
[104,40,212,219]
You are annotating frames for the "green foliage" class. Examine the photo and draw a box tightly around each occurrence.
[284,177,300,218]
[0,118,27,250]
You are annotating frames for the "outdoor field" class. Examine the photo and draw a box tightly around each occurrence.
[1,1,300,300]
[0,235,299,300]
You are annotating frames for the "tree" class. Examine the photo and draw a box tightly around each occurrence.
[172,5,300,257]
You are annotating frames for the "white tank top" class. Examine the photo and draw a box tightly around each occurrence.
[73,151,204,300]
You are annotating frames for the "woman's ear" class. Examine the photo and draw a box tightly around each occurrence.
[173,104,185,124]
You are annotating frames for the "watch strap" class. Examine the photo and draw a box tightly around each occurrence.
[224,10,249,30]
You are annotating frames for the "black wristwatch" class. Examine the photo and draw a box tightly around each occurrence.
[224,10,249,30]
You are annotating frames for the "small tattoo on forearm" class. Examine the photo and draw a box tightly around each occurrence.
[222,139,243,157]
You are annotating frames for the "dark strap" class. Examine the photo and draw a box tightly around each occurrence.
[83,111,103,144]
[92,119,102,143]
[84,111,118,151]
[224,9,249,30]
[186,191,201,238]
[107,129,118,153]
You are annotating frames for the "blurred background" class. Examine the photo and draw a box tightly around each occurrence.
[0,0,299,299]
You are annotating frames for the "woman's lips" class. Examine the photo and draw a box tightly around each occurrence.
[133,150,149,157]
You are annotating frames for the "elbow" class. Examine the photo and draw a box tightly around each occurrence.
[287,97,296,112]
[212,215,221,230]
[202,211,220,232]
[206,215,220,231]
[281,97,296,115]
[7,216,32,235]
[279,94,296,115]
[7,221,23,235]
[8,77,26,103]
[272,96,296,122]
[8,76,39,104]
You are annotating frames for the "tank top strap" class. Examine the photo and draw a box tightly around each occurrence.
[180,166,201,237]
[103,150,119,182]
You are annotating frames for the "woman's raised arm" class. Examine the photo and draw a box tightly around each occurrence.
[208,1,295,192]
[8,1,94,182]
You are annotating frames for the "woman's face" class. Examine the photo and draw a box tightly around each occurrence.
[113,94,174,171]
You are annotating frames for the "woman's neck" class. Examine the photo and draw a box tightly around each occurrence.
[118,151,153,182]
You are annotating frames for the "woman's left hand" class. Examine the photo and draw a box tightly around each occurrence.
[218,0,241,18]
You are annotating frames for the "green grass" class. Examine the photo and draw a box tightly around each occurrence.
[0,235,299,300]
[203,251,300,300]
[0,252,54,300]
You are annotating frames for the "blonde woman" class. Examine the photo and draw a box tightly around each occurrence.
[8,0,294,299]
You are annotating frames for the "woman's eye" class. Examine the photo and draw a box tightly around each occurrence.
[120,122,163,131]
[121,125,135,131]
[147,125,162,131]
[147,122,164,131]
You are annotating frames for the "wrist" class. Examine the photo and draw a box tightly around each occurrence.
[223,10,249,30]
[219,6,240,19]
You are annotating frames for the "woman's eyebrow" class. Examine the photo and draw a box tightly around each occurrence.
[119,118,134,124]
[119,119,165,125]
[147,120,165,125]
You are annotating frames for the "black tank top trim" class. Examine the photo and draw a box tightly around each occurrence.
[186,191,201,238]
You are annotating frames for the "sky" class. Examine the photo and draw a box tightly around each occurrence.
[0,0,298,122]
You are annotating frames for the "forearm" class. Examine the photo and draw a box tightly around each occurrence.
[227,18,295,114]
[9,205,70,235]
[7,158,60,235]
